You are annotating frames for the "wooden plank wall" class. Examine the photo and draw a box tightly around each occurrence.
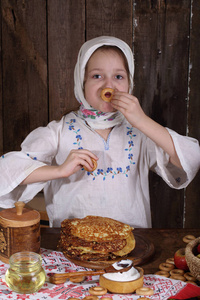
[0,0,199,228]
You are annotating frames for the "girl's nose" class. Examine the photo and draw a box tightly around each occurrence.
[104,77,114,89]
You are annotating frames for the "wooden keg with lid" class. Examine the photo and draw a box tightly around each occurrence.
[0,201,40,263]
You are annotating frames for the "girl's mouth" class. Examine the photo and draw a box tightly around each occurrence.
[105,92,111,98]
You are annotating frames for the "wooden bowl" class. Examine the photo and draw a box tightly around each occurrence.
[185,236,200,281]
[99,267,143,294]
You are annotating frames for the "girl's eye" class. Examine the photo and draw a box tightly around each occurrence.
[93,74,102,79]
[116,75,123,80]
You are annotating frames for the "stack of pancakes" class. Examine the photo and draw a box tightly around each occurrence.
[59,216,135,261]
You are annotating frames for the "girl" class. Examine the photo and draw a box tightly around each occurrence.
[0,36,199,227]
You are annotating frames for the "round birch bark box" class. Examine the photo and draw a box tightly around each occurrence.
[0,201,40,263]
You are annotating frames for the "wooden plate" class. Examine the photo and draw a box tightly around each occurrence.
[64,232,155,269]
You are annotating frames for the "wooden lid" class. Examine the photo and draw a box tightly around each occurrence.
[0,202,40,227]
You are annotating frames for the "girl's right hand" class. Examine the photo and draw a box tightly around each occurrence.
[58,149,98,178]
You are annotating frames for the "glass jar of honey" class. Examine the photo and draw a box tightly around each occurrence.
[5,251,46,294]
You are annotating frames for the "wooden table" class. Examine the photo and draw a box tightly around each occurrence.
[41,227,200,275]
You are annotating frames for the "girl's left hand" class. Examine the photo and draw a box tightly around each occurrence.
[112,91,183,169]
[111,91,147,128]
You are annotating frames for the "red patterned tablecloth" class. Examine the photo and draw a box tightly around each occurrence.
[0,248,199,300]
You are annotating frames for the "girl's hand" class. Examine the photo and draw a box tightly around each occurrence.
[58,149,98,178]
[111,91,182,169]
[21,149,98,185]
[111,91,147,128]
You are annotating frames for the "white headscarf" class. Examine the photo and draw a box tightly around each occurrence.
[74,36,134,129]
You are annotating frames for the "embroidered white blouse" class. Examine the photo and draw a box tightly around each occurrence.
[0,112,199,228]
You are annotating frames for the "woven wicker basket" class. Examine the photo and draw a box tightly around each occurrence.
[185,236,200,281]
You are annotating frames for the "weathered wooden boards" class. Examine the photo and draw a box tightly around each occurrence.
[1,0,48,152]
[134,1,190,228]
[184,0,200,228]
[48,0,85,120]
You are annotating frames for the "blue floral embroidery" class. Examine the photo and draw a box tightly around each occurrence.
[1,155,5,158]
[26,153,37,160]
[66,119,83,149]
[66,119,136,180]
[124,127,136,166]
